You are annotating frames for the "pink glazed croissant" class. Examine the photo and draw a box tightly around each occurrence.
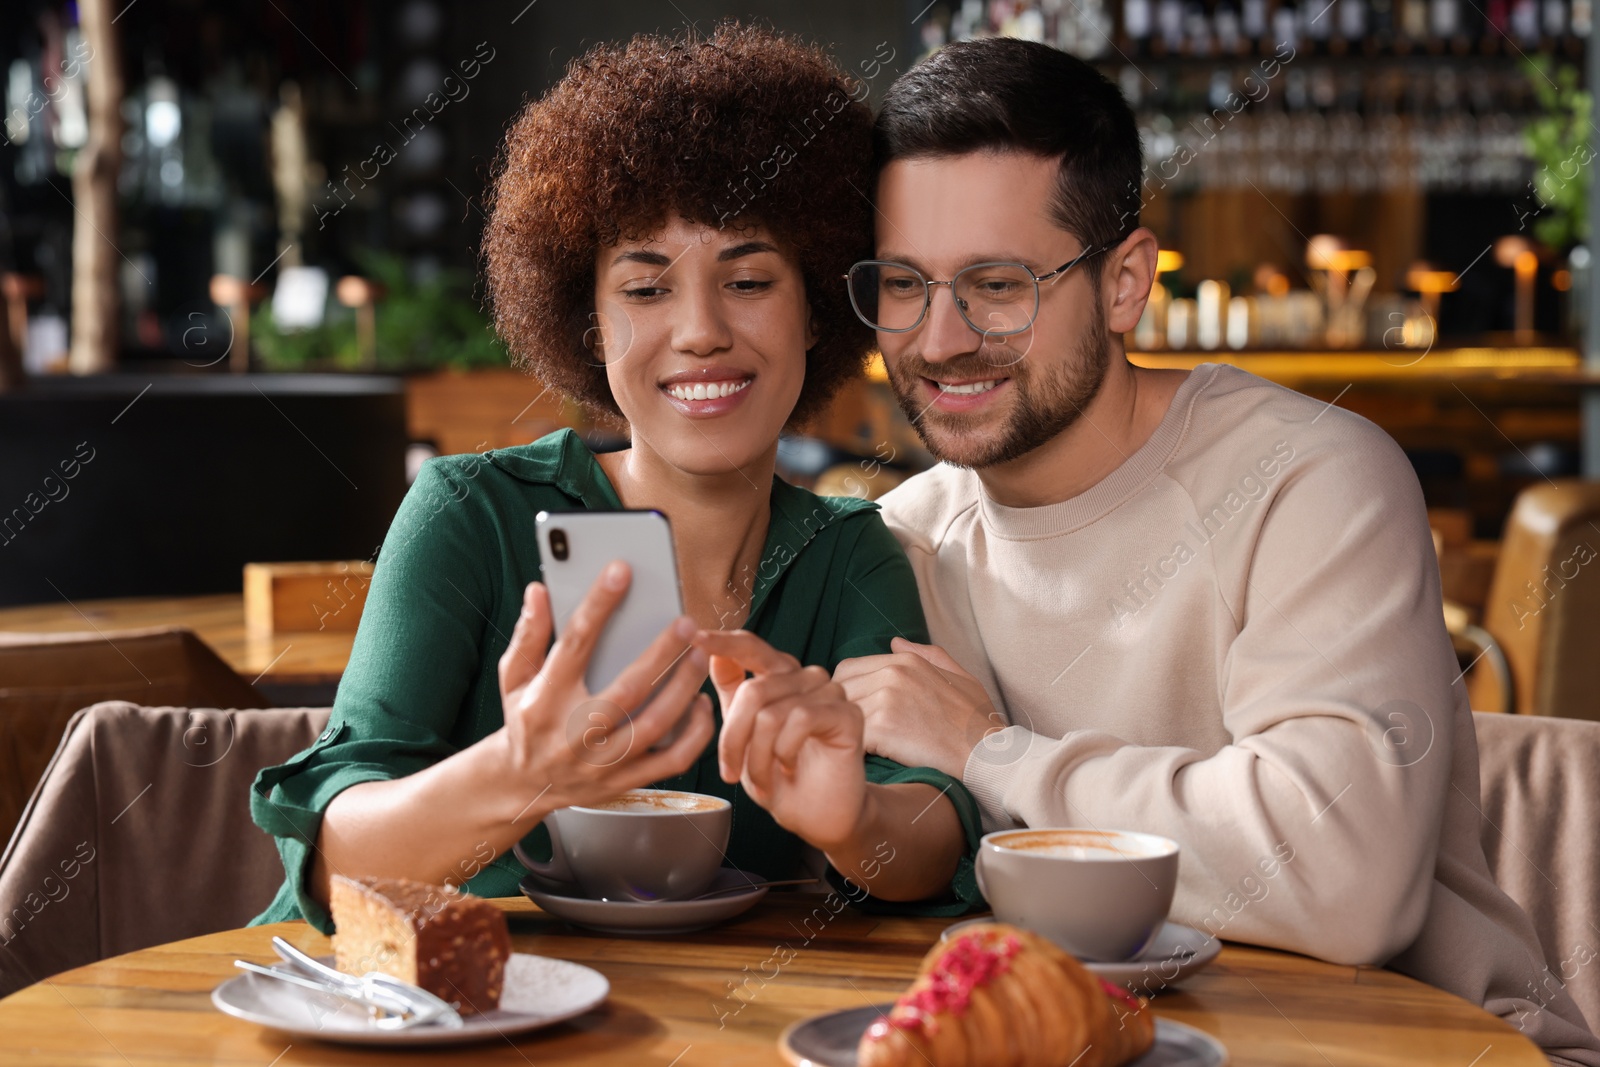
[857,923,1155,1067]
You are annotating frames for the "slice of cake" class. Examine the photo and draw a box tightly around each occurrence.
[329,875,512,1015]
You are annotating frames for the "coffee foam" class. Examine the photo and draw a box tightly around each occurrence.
[592,791,725,814]
[994,829,1175,860]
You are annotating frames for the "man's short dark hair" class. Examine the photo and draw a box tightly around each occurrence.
[873,38,1143,279]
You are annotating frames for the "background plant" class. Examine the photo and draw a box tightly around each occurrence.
[1523,57,1593,251]
[253,251,505,371]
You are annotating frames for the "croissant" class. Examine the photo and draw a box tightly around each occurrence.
[858,923,1156,1067]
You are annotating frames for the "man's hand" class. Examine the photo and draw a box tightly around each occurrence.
[833,637,1003,778]
[696,630,868,852]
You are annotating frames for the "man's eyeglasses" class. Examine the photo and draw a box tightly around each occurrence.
[843,246,1106,337]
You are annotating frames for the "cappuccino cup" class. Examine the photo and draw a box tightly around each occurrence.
[975,828,1179,961]
[513,788,730,902]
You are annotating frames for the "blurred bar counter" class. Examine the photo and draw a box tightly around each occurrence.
[402,350,1591,542]
[1127,347,1599,386]
[1128,346,1595,537]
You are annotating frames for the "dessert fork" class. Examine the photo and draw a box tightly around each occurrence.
[270,936,466,1029]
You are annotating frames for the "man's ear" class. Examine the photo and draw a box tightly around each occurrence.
[805,310,820,352]
[1105,228,1160,336]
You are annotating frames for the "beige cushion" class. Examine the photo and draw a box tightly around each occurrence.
[0,701,329,997]
[1475,710,1600,1031]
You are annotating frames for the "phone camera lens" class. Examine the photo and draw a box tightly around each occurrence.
[549,529,568,561]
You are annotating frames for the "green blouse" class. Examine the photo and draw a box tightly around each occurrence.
[250,429,981,932]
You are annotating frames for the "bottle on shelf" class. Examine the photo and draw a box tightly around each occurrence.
[1123,0,1156,53]
[1156,0,1186,53]
[1241,0,1270,47]
[1399,0,1429,50]
[1272,0,1302,52]
[1184,0,1215,54]
[1510,0,1541,45]
[1216,0,1246,51]
[1334,0,1371,52]
[1541,0,1568,49]
[1303,0,1336,50]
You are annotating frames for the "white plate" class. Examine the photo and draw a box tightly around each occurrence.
[520,867,769,935]
[940,919,1221,993]
[211,952,608,1046]
[780,1004,1227,1066]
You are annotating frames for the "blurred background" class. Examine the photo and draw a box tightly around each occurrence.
[0,0,1596,774]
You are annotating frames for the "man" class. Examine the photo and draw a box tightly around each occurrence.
[834,36,1600,1064]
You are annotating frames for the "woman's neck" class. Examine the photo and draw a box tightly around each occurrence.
[596,440,775,631]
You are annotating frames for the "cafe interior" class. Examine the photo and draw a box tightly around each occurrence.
[1,0,1599,1064]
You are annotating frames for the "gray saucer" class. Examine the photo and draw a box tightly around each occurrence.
[939,918,1221,993]
[779,1004,1227,1066]
[519,867,769,935]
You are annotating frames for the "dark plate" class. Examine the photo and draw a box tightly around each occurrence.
[778,1004,1228,1067]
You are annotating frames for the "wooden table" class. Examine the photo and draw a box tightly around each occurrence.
[0,896,1544,1066]
[0,593,353,688]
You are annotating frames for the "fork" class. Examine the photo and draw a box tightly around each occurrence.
[242,937,466,1030]
[269,937,466,1030]
[233,960,445,1031]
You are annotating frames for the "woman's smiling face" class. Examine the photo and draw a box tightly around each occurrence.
[592,217,814,475]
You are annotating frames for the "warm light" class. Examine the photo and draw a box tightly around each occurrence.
[1254,263,1291,296]
[1405,265,1461,295]
[1305,235,1346,270]
[1514,250,1538,281]
[1553,269,1572,292]
[1156,250,1185,274]
[1494,235,1534,268]
[336,276,383,307]
[1325,250,1372,272]
[866,352,888,382]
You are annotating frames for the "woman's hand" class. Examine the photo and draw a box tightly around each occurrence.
[310,562,714,906]
[495,562,715,825]
[697,629,867,852]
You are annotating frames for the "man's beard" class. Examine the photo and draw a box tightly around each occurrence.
[884,304,1112,470]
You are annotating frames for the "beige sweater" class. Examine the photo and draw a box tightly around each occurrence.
[879,363,1600,1063]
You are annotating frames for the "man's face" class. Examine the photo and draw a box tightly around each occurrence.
[872,152,1110,469]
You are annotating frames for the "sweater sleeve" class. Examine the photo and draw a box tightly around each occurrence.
[249,457,498,933]
[832,512,984,916]
[960,429,1456,965]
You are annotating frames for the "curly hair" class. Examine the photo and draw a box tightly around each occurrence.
[483,24,876,430]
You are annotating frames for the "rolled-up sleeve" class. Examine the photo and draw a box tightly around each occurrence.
[250,459,496,933]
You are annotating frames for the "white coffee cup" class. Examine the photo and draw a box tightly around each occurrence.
[513,788,731,902]
[975,827,1180,961]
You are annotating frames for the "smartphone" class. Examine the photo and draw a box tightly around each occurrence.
[535,509,692,748]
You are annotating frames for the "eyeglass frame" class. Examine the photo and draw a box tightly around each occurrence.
[842,244,1109,337]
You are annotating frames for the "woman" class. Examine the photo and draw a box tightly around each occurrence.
[250,25,980,932]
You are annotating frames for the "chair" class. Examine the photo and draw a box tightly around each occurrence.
[0,701,330,998]
[0,627,268,846]
[1470,481,1600,720]
[1474,711,1600,1031]
[814,462,906,501]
